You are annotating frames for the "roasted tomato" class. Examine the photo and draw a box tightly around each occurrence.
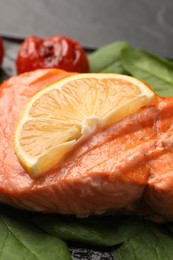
[0,37,4,65]
[16,35,89,74]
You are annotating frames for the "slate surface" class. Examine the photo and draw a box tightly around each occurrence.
[0,0,173,57]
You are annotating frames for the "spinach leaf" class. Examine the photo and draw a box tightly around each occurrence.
[121,47,173,97]
[113,222,173,260]
[0,208,71,260]
[88,41,129,74]
[33,215,144,247]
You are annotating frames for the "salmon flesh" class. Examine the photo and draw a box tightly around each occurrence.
[1,69,173,221]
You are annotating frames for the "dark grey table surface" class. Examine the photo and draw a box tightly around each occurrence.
[0,1,172,259]
[0,0,173,58]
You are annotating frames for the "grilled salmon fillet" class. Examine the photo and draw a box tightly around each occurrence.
[1,69,173,220]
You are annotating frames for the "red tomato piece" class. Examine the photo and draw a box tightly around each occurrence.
[16,35,89,74]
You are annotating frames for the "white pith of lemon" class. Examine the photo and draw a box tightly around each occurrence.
[14,73,155,177]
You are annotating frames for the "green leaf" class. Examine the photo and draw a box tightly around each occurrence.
[113,222,173,260]
[121,47,173,97]
[0,208,71,260]
[33,215,144,247]
[88,41,130,73]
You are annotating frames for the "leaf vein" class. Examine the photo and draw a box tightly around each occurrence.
[0,216,40,259]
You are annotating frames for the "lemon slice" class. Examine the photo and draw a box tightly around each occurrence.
[14,73,155,177]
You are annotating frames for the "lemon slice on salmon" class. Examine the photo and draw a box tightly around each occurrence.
[14,73,155,177]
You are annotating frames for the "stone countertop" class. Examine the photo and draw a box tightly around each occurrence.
[0,0,173,57]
